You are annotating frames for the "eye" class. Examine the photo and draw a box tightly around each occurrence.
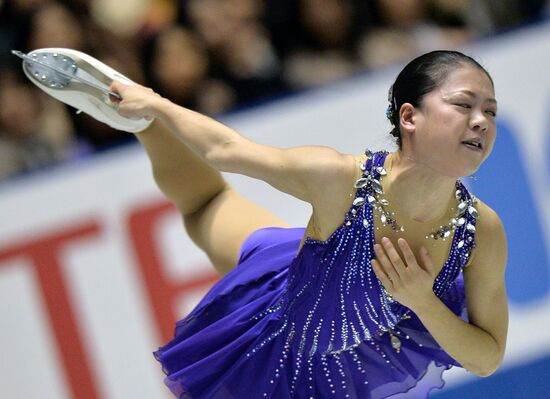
[486,110,497,117]
[455,103,471,109]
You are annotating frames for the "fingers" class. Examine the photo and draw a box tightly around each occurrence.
[397,238,419,271]
[386,238,435,276]
[419,246,435,277]
[110,80,128,95]
[373,238,438,308]
[108,93,121,106]
[372,259,393,289]
[373,239,401,282]
[109,81,127,106]
[373,238,424,285]
[378,237,408,277]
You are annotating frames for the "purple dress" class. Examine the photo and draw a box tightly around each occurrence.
[154,150,478,398]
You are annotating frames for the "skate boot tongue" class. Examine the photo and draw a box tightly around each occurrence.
[12,50,121,100]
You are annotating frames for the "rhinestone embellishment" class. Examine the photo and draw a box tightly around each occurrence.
[352,150,480,242]
[389,331,402,353]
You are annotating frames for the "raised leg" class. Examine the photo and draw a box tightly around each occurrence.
[135,120,226,216]
[135,121,289,275]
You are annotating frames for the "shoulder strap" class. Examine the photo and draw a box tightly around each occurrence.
[364,149,388,177]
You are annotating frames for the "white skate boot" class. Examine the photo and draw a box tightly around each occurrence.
[13,48,152,133]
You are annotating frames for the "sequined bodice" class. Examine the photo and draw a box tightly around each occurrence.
[256,150,478,357]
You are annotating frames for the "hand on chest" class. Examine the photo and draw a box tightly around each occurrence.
[372,219,454,276]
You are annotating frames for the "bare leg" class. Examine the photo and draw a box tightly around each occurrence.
[135,120,226,216]
[135,120,289,275]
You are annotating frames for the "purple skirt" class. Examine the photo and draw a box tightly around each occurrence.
[154,227,467,398]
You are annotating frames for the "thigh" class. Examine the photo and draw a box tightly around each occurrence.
[183,185,290,275]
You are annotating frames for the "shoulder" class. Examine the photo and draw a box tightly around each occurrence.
[307,152,366,238]
[305,150,360,203]
[278,146,357,202]
[303,148,357,179]
[465,198,507,274]
[474,199,506,245]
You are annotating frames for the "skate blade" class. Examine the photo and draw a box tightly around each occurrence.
[12,50,122,100]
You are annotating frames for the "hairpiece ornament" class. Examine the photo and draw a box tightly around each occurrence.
[386,104,394,123]
[386,84,399,126]
[386,85,395,124]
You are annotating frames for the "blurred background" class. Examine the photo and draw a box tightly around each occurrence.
[0,0,549,398]
[0,0,548,178]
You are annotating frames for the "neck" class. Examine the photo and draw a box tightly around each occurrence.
[383,150,458,224]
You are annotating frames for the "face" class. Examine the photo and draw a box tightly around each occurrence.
[30,4,85,50]
[301,0,352,46]
[377,0,426,29]
[405,64,497,177]
[0,79,40,138]
[152,27,208,102]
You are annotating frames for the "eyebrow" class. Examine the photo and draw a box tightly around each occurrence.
[450,90,498,105]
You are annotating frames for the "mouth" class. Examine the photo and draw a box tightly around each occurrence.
[461,140,483,152]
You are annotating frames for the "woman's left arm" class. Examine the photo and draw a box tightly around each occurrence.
[413,205,508,376]
[373,204,508,377]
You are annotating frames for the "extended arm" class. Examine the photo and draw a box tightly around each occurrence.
[110,81,354,207]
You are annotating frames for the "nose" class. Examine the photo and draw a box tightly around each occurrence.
[470,110,489,133]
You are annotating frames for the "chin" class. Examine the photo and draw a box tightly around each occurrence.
[441,160,480,179]
[459,160,483,178]
[457,149,490,176]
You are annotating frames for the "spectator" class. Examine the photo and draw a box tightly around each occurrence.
[184,0,285,106]
[0,0,548,181]
[142,25,218,112]
[25,1,87,51]
[454,0,546,36]
[0,65,78,179]
[281,0,371,89]
[358,0,471,69]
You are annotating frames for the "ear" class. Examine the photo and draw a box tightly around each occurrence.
[399,103,416,136]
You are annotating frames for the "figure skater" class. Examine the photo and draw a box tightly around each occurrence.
[19,48,507,398]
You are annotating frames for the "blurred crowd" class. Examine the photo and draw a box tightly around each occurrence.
[0,0,548,181]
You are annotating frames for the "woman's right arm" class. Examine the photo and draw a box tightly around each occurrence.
[112,81,355,207]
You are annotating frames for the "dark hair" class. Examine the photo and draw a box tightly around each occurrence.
[386,50,494,149]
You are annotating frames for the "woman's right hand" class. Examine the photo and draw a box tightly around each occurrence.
[109,81,164,121]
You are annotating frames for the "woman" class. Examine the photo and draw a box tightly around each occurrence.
[23,49,507,398]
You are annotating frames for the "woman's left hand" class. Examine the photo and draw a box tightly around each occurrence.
[372,237,437,310]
